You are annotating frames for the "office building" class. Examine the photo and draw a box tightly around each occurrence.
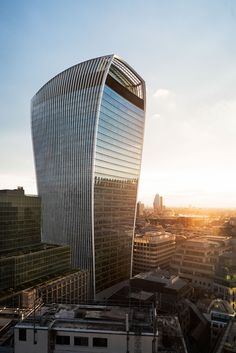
[21,270,88,307]
[133,231,176,275]
[31,55,146,296]
[171,236,231,290]
[0,243,71,291]
[0,187,40,253]
[0,188,88,305]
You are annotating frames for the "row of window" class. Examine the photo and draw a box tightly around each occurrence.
[19,330,108,348]
[56,335,107,347]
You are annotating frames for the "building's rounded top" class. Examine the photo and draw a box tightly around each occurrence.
[32,54,145,103]
[208,299,235,315]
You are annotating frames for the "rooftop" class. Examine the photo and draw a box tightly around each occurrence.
[134,270,188,290]
[16,304,156,335]
[135,231,175,243]
[0,187,38,198]
[0,243,69,258]
[208,299,235,316]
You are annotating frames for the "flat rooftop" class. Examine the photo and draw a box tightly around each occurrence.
[134,270,188,290]
[0,243,69,258]
[16,304,156,335]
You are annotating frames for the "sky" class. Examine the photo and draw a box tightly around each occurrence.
[0,0,236,207]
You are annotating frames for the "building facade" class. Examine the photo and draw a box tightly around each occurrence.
[133,231,176,275]
[31,55,146,296]
[21,270,88,307]
[0,188,88,307]
[0,187,40,253]
[171,236,231,290]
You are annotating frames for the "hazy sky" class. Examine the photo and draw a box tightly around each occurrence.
[0,0,236,207]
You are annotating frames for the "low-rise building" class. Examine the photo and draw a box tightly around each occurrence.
[133,231,176,275]
[109,270,192,334]
[15,304,158,353]
[171,236,231,291]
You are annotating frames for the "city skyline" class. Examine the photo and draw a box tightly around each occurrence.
[1,0,236,207]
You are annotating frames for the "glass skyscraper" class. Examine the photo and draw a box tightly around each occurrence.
[31,55,146,296]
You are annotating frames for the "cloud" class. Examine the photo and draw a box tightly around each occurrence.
[153,88,170,99]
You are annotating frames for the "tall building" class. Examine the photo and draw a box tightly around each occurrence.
[153,193,163,212]
[31,55,146,296]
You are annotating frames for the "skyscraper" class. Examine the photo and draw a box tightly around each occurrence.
[31,55,146,296]
[153,193,160,210]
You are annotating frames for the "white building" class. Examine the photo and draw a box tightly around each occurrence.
[14,304,158,353]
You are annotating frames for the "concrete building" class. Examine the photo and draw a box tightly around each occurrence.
[133,231,176,275]
[171,236,231,291]
[31,55,146,297]
[15,304,158,353]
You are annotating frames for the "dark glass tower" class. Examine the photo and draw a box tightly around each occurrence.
[0,187,41,253]
[31,55,146,296]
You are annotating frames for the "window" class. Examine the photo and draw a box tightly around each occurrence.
[74,336,88,346]
[56,335,70,345]
[93,337,108,347]
[19,328,27,341]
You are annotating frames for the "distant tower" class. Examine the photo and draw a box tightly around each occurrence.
[137,201,145,217]
[160,196,163,211]
[153,194,163,212]
[153,194,160,211]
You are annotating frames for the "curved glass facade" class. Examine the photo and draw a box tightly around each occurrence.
[31,55,146,296]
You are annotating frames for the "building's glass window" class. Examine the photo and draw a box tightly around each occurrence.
[93,337,108,347]
[19,328,27,341]
[56,335,70,345]
[74,336,89,346]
